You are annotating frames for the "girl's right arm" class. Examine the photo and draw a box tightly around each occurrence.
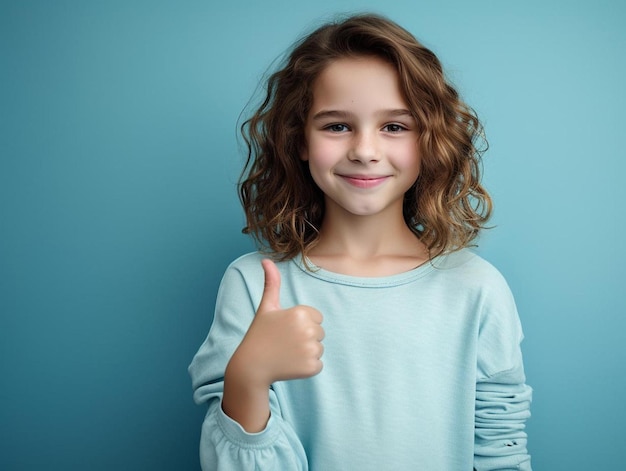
[189,257,323,471]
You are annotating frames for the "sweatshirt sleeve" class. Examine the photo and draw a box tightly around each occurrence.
[473,269,532,471]
[188,257,308,471]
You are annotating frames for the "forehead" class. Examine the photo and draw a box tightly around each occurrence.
[310,56,408,112]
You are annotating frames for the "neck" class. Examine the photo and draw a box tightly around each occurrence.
[308,202,429,276]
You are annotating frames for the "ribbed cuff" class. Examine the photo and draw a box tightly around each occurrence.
[216,401,281,449]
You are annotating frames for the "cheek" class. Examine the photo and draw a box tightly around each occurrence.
[306,139,339,170]
[396,145,421,175]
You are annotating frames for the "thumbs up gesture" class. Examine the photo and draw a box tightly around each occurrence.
[223,259,325,431]
[222,260,324,433]
[229,259,325,388]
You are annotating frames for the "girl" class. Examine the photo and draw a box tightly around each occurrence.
[189,13,532,471]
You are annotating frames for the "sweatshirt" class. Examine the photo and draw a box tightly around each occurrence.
[189,249,532,470]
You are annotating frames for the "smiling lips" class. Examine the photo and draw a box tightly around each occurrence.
[338,174,390,189]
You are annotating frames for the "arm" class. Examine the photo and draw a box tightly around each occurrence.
[473,273,532,471]
[189,256,323,470]
[197,386,307,470]
[223,259,323,432]
[474,367,532,470]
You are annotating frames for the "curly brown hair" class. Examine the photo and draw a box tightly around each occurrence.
[239,13,492,261]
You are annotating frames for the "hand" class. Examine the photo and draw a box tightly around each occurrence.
[222,259,324,431]
[230,259,325,389]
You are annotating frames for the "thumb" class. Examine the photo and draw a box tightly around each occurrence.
[258,259,282,312]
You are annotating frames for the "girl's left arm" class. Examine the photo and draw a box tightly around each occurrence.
[473,271,533,471]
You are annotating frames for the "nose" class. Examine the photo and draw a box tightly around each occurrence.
[348,131,380,163]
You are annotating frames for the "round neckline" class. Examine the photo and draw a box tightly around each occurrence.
[291,254,440,288]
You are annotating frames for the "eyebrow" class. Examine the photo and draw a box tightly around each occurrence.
[311,109,414,121]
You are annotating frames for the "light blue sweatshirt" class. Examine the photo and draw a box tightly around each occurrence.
[189,249,532,470]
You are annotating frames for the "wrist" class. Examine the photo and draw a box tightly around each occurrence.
[226,346,271,391]
[222,350,272,433]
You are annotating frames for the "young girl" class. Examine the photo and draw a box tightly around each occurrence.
[189,13,532,471]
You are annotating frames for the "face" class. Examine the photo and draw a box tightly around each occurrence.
[302,56,420,221]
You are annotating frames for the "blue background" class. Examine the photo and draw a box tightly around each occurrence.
[1,1,624,469]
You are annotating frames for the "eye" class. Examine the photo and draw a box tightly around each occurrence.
[383,123,407,133]
[325,123,350,133]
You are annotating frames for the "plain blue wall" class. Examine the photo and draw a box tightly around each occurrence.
[1,1,624,469]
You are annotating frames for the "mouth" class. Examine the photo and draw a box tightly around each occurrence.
[338,174,390,189]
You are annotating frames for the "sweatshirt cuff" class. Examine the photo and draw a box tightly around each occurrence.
[216,401,282,449]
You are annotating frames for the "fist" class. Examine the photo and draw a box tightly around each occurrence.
[233,259,325,387]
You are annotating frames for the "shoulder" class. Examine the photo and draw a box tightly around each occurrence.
[225,251,297,271]
[429,249,517,311]
[217,252,303,307]
[222,251,297,286]
[219,252,266,286]
[226,251,266,272]
[213,253,269,309]
[433,249,509,287]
